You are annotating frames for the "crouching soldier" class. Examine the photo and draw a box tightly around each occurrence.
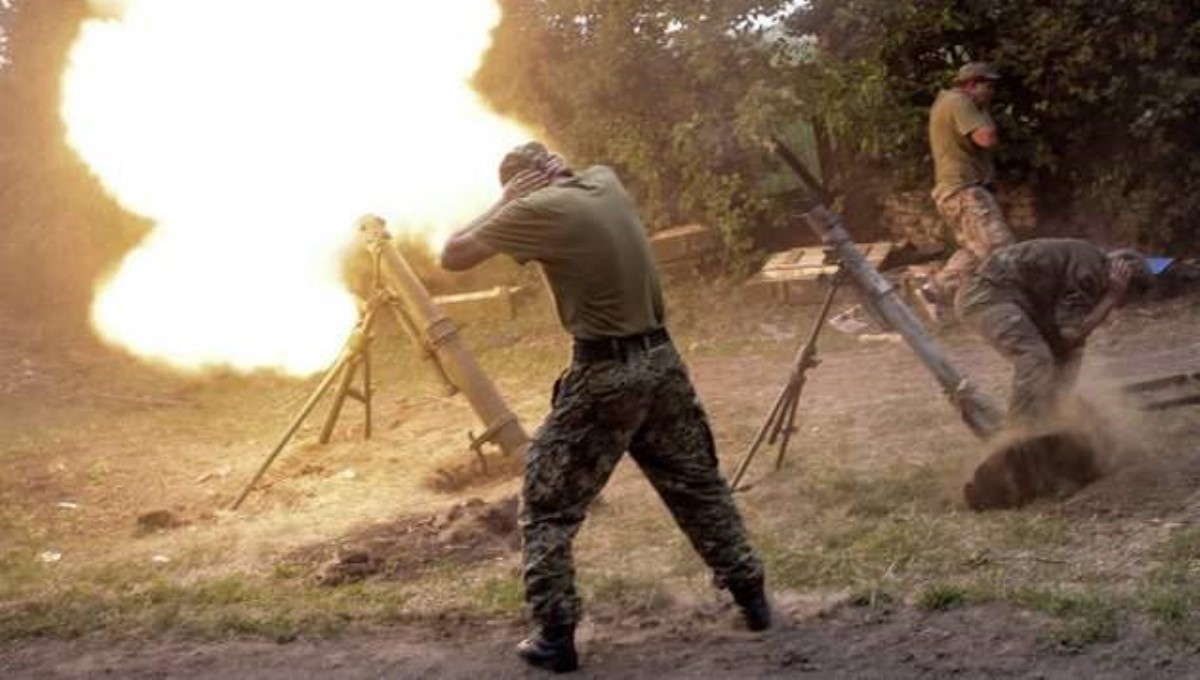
[957,238,1153,426]
[440,142,769,673]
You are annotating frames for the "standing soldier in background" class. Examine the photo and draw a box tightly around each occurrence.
[922,61,1016,321]
[441,141,768,673]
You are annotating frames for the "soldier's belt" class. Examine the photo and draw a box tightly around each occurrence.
[572,328,671,363]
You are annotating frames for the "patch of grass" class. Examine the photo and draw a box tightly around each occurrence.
[0,571,416,641]
[0,544,42,600]
[272,562,305,580]
[839,465,953,518]
[916,583,969,611]
[1139,526,1200,637]
[583,573,672,614]
[469,574,524,615]
[999,514,1070,547]
[1142,587,1193,627]
[1013,587,1123,649]
[761,513,962,592]
[1152,526,1200,581]
[847,585,896,609]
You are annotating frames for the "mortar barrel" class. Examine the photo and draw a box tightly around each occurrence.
[802,206,1003,438]
[357,215,530,457]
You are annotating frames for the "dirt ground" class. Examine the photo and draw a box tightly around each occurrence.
[5,601,1198,679]
[2,285,1200,677]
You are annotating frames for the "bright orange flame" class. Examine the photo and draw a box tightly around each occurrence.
[63,0,529,375]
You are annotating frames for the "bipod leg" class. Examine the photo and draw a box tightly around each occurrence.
[773,382,803,471]
[231,333,363,510]
[769,269,844,472]
[730,377,795,490]
[731,268,845,489]
[319,306,379,444]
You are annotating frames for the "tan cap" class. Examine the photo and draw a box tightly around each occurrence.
[955,62,1001,83]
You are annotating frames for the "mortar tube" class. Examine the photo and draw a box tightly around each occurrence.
[803,206,1003,438]
[357,216,530,457]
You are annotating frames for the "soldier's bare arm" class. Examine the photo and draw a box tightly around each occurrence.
[970,125,998,149]
[1060,259,1133,347]
[440,168,551,271]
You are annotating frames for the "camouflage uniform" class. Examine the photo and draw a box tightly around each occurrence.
[957,239,1110,424]
[523,339,763,628]
[928,82,1015,305]
[472,157,764,633]
[934,185,1014,301]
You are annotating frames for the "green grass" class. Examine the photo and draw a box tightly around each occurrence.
[0,570,420,641]
[1138,527,1200,637]
[761,512,964,592]
[582,573,674,614]
[468,574,524,615]
[1012,587,1123,649]
[916,583,970,611]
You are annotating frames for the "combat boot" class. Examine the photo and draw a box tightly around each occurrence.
[516,624,578,673]
[729,578,772,632]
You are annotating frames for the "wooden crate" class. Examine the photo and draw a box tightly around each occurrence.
[746,242,893,305]
[649,224,718,266]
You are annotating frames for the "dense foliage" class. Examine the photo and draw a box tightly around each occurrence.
[479,0,1200,255]
[788,0,1200,250]
[0,0,148,325]
[475,1,809,263]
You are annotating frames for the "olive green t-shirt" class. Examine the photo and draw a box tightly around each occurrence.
[475,165,665,340]
[929,88,996,203]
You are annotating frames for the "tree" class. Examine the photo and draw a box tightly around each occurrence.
[786,0,1200,251]
[0,0,148,325]
[475,1,803,264]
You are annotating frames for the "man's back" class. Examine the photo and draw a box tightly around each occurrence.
[478,166,664,339]
[963,238,1110,342]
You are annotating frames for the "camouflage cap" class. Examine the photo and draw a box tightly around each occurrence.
[955,62,1001,84]
[498,141,552,187]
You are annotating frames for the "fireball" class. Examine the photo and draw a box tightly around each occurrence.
[62,0,529,374]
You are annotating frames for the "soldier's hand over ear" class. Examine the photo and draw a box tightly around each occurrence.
[1109,258,1134,302]
[544,153,567,177]
[502,168,551,203]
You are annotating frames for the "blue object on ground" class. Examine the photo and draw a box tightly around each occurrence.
[1148,257,1175,276]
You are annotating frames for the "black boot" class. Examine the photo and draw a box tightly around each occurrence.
[516,624,578,673]
[729,579,772,631]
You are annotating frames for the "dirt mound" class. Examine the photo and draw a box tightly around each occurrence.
[965,430,1102,511]
[287,496,521,586]
[422,450,525,493]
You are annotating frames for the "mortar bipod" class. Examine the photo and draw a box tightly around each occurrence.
[230,249,457,511]
[729,264,847,491]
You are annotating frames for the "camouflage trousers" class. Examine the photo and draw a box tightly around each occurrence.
[958,291,1082,426]
[934,185,1015,304]
[521,340,763,629]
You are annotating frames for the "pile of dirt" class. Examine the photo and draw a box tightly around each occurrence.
[964,430,1101,511]
[288,495,521,586]
[422,449,525,493]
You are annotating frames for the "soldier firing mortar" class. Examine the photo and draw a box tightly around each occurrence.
[958,238,1159,510]
[763,138,1156,513]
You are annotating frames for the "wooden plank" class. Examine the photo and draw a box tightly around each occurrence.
[746,242,893,305]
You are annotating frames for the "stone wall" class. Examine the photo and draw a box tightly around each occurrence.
[881,185,1038,250]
